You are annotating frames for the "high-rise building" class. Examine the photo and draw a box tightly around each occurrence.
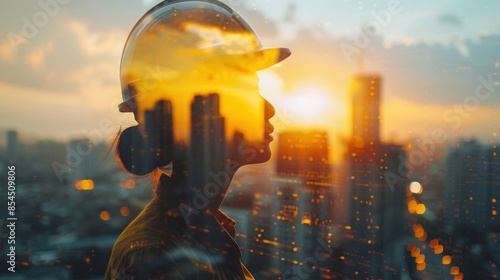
[271,131,334,279]
[486,144,500,230]
[277,131,330,178]
[350,75,381,148]
[343,74,407,279]
[66,139,105,183]
[443,140,498,278]
[445,140,489,230]
[189,93,226,188]
[245,191,274,273]
[144,100,174,167]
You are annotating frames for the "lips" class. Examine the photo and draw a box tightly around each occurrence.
[265,122,274,135]
[264,122,274,142]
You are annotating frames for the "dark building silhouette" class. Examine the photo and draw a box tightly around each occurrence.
[230,130,246,163]
[189,93,226,188]
[271,131,334,279]
[343,74,407,279]
[445,140,492,230]
[144,100,174,167]
[120,99,175,176]
[443,140,500,279]
[486,144,500,230]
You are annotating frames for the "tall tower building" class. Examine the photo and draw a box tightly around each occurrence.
[144,100,174,167]
[271,131,334,279]
[486,144,500,230]
[350,75,381,148]
[443,140,496,279]
[445,140,488,230]
[189,93,226,188]
[343,75,407,279]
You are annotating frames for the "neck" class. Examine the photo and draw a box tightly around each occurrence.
[155,172,234,215]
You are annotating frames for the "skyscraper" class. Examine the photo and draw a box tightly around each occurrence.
[343,75,407,279]
[189,93,226,188]
[443,140,497,278]
[144,100,174,167]
[271,131,334,279]
[445,140,489,230]
[350,75,381,148]
[486,144,500,230]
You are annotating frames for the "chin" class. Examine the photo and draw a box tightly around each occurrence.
[248,141,272,164]
[253,151,271,164]
[230,136,273,167]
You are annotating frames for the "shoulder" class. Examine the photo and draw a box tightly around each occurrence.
[107,243,216,280]
[106,204,216,279]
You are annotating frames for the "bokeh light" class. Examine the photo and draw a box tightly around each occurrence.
[120,207,130,217]
[100,211,110,221]
[442,255,452,265]
[409,181,423,194]
[74,179,95,191]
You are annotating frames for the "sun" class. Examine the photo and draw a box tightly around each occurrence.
[257,71,346,130]
[288,86,328,118]
[286,85,341,125]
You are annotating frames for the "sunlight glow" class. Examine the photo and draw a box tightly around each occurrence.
[284,85,343,126]
[288,86,330,119]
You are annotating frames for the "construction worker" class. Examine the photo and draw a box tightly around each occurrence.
[105,0,290,279]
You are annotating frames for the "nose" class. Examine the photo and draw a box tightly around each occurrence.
[264,99,275,120]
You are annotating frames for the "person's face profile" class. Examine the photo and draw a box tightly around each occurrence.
[116,1,290,185]
[130,66,274,165]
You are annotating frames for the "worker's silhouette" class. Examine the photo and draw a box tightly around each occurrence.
[105,1,290,279]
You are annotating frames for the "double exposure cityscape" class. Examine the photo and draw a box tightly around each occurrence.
[1,0,500,279]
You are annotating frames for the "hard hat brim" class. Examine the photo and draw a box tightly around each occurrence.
[234,47,291,71]
[118,47,291,113]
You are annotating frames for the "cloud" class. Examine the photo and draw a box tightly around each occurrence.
[0,80,128,140]
[67,20,124,58]
[438,14,462,27]
[0,0,498,144]
[66,61,120,112]
[384,36,416,48]
[25,41,54,69]
[142,0,161,7]
[0,17,126,93]
[284,2,297,23]
[0,81,81,137]
[224,2,279,40]
[0,41,17,63]
[451,36,471,59]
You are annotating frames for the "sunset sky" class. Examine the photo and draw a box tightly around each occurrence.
[0,0,499,161]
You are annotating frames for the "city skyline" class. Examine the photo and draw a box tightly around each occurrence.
[2,76,500,278]
[1,1,499,279]
[1,1,499,152]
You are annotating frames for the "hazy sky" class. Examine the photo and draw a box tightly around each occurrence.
[0,0,499,151]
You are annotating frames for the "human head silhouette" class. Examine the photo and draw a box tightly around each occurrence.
[115,0,290,209]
